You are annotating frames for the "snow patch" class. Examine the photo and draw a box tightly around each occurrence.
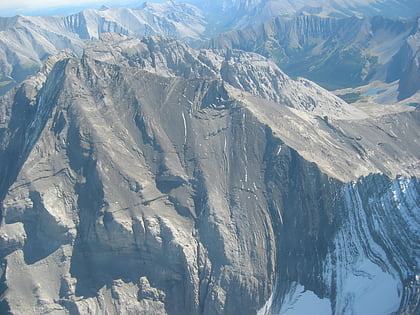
[181,111,187,145]
[278,283,332,315]
[341,257,401,315]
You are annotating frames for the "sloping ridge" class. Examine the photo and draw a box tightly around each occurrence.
[0,35,418,314]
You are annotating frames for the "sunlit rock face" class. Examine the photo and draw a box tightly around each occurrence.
[0,34,418,314]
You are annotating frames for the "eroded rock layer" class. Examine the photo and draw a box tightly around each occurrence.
[0,35,418,314]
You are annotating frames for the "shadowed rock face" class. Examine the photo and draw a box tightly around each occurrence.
[0,35,418,314]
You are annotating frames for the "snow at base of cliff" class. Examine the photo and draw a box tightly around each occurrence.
[259,176,419,315]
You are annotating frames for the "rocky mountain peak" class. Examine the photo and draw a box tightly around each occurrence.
[0,30,418,315]
[82,34,367,120]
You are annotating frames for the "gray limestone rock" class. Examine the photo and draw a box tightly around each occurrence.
[0,35,418,314]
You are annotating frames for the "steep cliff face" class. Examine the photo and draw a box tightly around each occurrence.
[0,46,274,315]
[264,175,419,315]
[0,35,418,314]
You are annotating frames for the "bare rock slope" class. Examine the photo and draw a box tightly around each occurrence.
[0,35,418,314]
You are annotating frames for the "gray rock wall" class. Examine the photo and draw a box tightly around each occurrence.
[0,36,418,314]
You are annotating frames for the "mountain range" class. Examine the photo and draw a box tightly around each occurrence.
[1,0,420,97]
[0,32,418,315]
[0,1,207,94]
[203,14,420,100]
[187,0,420,29]
[0,1,419,314]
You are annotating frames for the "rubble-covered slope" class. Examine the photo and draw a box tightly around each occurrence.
[0,35,418,314]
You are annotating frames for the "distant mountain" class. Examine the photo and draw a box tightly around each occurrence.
[0,33,418,315]
[0,1,206,94]
[1,1,419,97]
[392,19,420,100]
[203,15,420,100]
[188,0,420,29]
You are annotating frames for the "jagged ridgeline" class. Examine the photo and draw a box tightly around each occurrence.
[0,1,207,95]
[203,14,420,98]
[0,34,419,314]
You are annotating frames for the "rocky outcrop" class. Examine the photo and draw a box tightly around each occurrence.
[0,35,418,314]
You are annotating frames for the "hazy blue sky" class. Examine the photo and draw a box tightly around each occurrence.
[0,0,158,16]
